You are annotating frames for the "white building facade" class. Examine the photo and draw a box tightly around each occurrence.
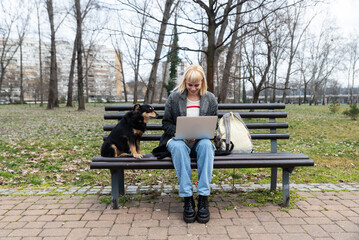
[0,38,123,102]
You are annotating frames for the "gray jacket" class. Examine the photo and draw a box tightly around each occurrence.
[152,90,218,159]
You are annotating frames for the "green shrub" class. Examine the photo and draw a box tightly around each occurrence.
[59,96,66,104]
[343,103,359,120]
[329,101,340,113]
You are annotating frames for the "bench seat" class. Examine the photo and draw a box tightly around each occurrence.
[91,153,313,169]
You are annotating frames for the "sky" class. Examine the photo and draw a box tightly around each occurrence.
[319,0,359,86]
[329,0,359,36]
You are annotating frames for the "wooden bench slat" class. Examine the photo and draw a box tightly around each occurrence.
[251,133,289,139]
[92,153,310,162]
[102,133,290,141]
[91,159,314,170]
[105,103,286,111]
[103,122,289,131]
[104,111,287,120]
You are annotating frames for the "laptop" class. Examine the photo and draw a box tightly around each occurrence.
[175,116,218,139]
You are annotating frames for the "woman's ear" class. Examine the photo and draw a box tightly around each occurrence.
[133,104,141,111]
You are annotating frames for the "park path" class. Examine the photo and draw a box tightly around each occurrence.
[0,184,358,240]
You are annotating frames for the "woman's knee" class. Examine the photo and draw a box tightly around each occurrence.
[168,139,190,154]
[196,139,214,151]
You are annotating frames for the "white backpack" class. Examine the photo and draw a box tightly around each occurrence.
[218,112,254,153]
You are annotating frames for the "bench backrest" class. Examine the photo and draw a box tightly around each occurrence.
[102,103,289,153]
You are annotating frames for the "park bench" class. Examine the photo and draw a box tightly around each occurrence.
[90,103,314,209]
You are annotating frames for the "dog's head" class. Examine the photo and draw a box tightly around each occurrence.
[133,104,158,123]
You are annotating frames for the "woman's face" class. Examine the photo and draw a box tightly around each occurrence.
[186,80,201,96]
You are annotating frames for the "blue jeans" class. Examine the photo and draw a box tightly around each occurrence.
[167,139,215,197]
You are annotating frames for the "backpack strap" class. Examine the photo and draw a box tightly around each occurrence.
[224,112,232,151]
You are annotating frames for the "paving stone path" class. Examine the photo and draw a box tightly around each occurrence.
[1,183,359,196]
[0,184,358,240]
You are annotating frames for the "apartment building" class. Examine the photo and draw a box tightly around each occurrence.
[0,38,123,102]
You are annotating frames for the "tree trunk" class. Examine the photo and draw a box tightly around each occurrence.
[0,67,5,95]
[118,51,127,102]
[351,63,356,104]
[213,0,232,87]
[75,0,85,110]
[303,82,308,104]
[159,60,169,103]
[281,54,294,103]
[67,36,77,107]
[236,46,242,103]
[218,3,241,103]
[144,0,174,104]
[322,79,327,105]
[36,3,44,107]
[242,78,246,103]
[134,14,146,104]
[271,60,279,103]
[252,36,272,103]
[84,44,89,103]
[19,42,24,104]
[54,59,59,107]
[252,86,260,103]
[46,0,58,109]
[206,16,216,93]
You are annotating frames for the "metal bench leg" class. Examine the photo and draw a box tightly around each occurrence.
[110,169,125,209]
[270,168,277,191]
[270,132,277,191]
[280,168,293,207]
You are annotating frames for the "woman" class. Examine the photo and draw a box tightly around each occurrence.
[152,65,218,223]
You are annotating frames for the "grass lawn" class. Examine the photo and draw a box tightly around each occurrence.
[0,103,358,188]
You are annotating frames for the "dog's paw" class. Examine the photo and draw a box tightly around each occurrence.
[133,153,144,159]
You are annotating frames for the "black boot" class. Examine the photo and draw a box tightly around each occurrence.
[197,195,210,223]
[183,196,196,223]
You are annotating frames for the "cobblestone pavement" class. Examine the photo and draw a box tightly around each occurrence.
[0,184,358,240]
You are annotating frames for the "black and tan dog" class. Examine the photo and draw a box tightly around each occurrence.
[101,104,157,159]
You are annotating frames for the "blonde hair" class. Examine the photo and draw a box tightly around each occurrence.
[173,65,207,95]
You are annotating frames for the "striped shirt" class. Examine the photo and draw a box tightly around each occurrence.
[186,98,200,117]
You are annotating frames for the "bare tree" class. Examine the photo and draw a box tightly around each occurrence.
[45,0,59,109]
[304,28,340,105]
[158,59,169,103]
[218,2,242,103]
[133,9,147,104]
[73,0,99,110]
[176,0,293,93]
[35,0,44,106]
[45,0,72,109]
[346,35,359,104]
[83,41,94,103]
[268,11,288,103]
[0,1,21,96]
[242,11,274,103]
[16,5,31,104]
[117,0,150,104]
[110,36,128,102]
[75,0,84,110]
[66,35,77,107]
[65,0,102,106]
[190,0,240,93]
[281,2,312,103]
[117,50,128,102]
[144,0,176,104]
[232,45,243,103]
